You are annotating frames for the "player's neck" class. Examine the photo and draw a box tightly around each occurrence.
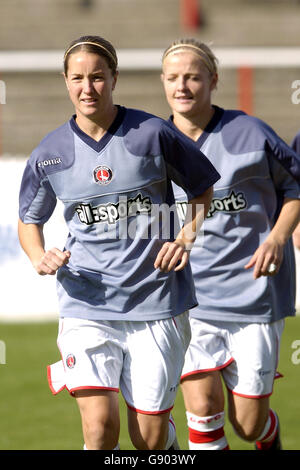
[75,105,118,142]
[173,106,215,142]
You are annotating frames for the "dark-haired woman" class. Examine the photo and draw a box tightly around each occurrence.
[18,36,220,450]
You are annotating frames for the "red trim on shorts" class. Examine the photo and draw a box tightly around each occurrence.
[126,402,173,415]
[228,389,272,399]
[225,371,283,399]
[180,357,235,381]
[47,365,66,395]
[47,366,119,397]
[69,385,119,396]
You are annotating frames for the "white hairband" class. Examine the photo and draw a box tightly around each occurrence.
[64,41,117,66]
[163,43,215,74]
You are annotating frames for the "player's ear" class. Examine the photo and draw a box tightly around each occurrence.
[112,71,119,91]
[63,72,70,91]
[210,73,218,92]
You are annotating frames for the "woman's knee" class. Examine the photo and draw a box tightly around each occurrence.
[76,390,120,450]
[181,372,225,417]
[194,394,224,417]
[83,413,120,449]
[229,414,266,441]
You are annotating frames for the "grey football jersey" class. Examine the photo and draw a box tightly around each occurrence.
[291,131,300,155]
[19,106,220,321]
[171,106,300,323]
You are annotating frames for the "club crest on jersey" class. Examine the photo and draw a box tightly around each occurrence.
[66,354,76,369]
[93,165,113,185]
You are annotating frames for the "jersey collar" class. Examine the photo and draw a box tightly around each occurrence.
[168,105,224,148]
[70,105,126,152]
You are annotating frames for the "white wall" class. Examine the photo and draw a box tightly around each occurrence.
[0,157,299,322]
[0,157,67,321]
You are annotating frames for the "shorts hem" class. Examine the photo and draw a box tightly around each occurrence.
[226,388,273,399]
[69,386,119,397]
[47,363,120,397]
[275,371,283,379]
[47,365,67,395]
[126,402,173,415]
[225,371,283,399]
[181,357,234,381]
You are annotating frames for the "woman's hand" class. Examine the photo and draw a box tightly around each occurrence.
[154,189,213,273]
[18,220,71,276]
[154,240,190,273]
[34,248,71,276]
[244,237,283,279]
[245,198,300,279]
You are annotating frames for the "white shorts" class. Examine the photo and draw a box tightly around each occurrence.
[181,318,284,398]
[47,312,191,414]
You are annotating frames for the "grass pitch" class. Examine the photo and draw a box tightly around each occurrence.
[0,315,299,450]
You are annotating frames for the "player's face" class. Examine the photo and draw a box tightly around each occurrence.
[161,51,217,119]
[64,51,117,122]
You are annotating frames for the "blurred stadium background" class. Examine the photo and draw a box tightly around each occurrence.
[0,0,299,450]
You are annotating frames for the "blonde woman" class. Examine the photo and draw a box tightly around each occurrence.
[161,38,300,450]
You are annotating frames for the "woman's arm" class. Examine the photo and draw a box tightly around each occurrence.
[293,221,300,250]
[244,198,300,279]
[154,186,213,272]
[18,219,70,275]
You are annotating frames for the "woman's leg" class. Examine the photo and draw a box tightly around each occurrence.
[75,389,120,450]
[227,393,280,449]
[181,371,229,450]
[127,408,173,450]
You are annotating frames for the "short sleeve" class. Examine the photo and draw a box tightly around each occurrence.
[291,131,300,156]
[19,159,57,224]
[262,122,300,183]
[159,123,220,200]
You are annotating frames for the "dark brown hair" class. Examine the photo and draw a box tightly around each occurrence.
[64,35,118,76]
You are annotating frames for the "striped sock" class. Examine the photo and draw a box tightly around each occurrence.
[255,409,278,450]
[186,411,229,450]
[165,414,178,449]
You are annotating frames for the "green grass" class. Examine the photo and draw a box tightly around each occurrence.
[0,316,299,450]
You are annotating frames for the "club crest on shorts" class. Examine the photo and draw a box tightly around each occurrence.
[66,354,76,369]
[93,165,113,185]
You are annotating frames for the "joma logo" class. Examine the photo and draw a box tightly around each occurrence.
[37,157,62,168]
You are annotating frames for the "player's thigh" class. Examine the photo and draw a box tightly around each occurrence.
[75,389,120,430]
[127,408,170,450]
[75,389,120,449]
[181,370,225,416]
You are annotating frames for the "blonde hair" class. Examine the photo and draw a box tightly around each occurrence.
[162,39,218,76]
